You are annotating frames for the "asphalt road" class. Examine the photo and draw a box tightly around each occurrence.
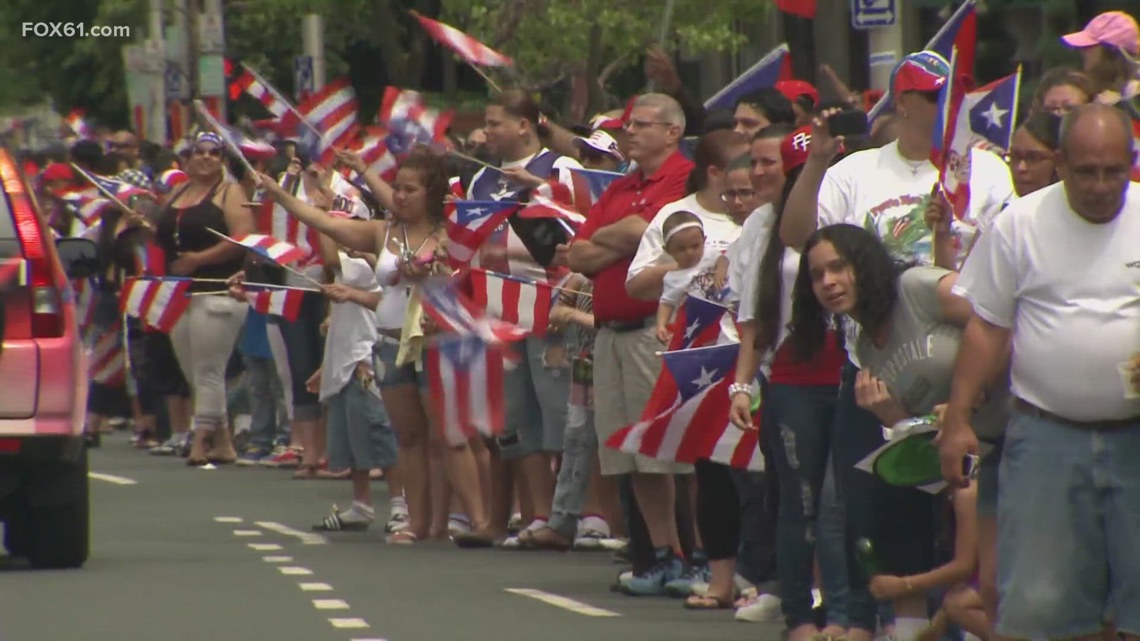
[0,437,784,641]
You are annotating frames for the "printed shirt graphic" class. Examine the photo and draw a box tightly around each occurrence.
[819,140,1013,268]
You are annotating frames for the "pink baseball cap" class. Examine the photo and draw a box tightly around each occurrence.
[1062,11,1139,55]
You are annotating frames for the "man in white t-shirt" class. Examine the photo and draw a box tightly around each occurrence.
[779,51,1014,265]
[941,104,1140,640]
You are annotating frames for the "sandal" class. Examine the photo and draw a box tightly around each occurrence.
[386,530,418,545]
[518,526,572,551]
[312,508,371,532]
[293,464,318,480]
[684,594,733,610]
[315,468,351,480]
[452,530,495,549]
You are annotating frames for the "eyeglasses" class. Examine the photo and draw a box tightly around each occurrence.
[192,146,223,158]
[1007,151,1053,166]
[623,119,672,132]
[721,189,757,202]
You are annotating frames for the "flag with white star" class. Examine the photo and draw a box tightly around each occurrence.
[444,199,519,267]
[605,342,765,471]
[640,295,729,420]
[932,45,1021,220]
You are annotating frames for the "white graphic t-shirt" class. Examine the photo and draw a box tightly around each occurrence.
[818,140,1013,367]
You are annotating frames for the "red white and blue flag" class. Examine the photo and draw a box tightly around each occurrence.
[565,168,624,212]
[65,108,93,140]
[232,233,307,265]
[119,277,192,332]
[607,343,764,471]
[378,87,454,157]
[932,47,1021,220]
[231,66,293,120]
[444,199,519,267]
[88,320,127,386]
[704,44,793,111]
[641,295,729,420]
[286,78,360,165]
[412,12,513,67]
[57,186,111,226]
[420,276,529,345]
[244,287,305,321]
[466,268,555,336]
[517,180,586,232]
[426,334,507,446]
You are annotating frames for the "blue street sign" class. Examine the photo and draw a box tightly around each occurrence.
[851,0,896,29]
[164,62,184,100]
[294,55,314,100]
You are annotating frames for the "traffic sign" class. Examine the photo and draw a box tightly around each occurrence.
[851,0,896,29]
[164,63,184,100]
[294,55,314,101]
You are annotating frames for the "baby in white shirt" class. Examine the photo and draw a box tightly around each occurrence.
[655,210,706,343]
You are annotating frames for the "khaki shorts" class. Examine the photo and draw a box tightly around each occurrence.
[593,325,694,476]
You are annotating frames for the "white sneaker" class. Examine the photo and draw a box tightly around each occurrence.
[447,514,472,537]
[735,593,782,623]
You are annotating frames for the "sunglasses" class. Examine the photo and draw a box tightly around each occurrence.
[193,146,223,157]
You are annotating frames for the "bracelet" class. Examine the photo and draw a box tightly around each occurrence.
[728,382,752,399]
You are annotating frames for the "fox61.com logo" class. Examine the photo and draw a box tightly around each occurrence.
[22,22,131,38]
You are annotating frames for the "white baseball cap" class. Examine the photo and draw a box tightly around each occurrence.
[574,130,623,161]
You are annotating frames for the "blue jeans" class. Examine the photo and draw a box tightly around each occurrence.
[818,451,850,626]
[547,405,595,538]
[244,353,289,452]
[765,383,845,627]
[997,410,1140,638]
[834,361,888,631]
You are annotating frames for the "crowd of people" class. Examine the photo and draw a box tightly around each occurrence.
[21,9,1140,641]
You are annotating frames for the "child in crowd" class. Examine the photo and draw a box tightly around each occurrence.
[655,211,707,342]
[310,239,403,532]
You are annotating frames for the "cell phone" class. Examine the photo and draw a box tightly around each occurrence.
[962,454,981,481]
[828,108,869,138]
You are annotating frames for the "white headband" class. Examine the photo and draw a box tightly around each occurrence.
[664,221,704,245]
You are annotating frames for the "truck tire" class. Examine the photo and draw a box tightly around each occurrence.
[25,448,90,569]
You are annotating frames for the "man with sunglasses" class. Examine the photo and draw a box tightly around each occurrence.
[107,130,152,190]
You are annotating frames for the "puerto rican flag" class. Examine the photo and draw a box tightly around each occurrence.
[230,66,292,120]
[348,125,399,182]
[932,47,1020,220]
[607,344,764,472]
[88,321,127,386]
[444,200,519,267]
[420,276,529,345]
[65,108,93,140]
[73,278,97,337]
[56,186,111,226]
[233,233,307,265]
[119,277,192,332]
[378,87,454,156]
[466,268,555,336]
[245,287,305,321]
[134,242,167,276]
[412,12,513,67]
[517,180,586,232]
[641,295,729,420]
[287,78,359,165]
[704,44,793,112]
[426,334,507,446]
[566,168,623,210]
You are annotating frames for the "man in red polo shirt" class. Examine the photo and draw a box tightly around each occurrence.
[569,93,695,593]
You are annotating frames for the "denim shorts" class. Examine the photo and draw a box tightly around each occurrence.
[325,376,398,471]
[997,409,1140,638]
[497,335,569,460]
[372,339,426,390]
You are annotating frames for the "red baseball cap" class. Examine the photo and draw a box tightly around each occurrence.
[780,126,814,176]
[890,51,951,96]
[775,80,819,107]
[1062,11,1139,55]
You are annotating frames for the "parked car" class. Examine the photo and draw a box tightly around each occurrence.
[0,148,98,568]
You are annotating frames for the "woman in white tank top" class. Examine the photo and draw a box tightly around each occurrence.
[256,151,489,545]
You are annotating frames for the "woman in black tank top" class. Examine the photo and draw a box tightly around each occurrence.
[153,132,256,466]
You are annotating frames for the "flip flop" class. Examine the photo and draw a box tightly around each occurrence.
[683,595,733,610]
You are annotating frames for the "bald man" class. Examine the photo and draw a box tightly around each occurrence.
[941,103,1140,640]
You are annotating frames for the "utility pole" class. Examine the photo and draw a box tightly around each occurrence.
[302,14,326,93]
[198,0,227,121]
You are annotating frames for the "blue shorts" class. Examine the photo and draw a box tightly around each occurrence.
[372,339,427,390]
[997,409,1140,638]
[497,335,570,460]
[325,376,398,472]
